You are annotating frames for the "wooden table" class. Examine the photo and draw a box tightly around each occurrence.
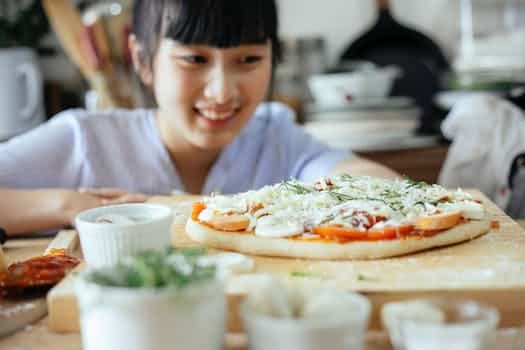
[0,235,393,349]
[2,220,525,349]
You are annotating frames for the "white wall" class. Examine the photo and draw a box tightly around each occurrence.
[278,0,461,67]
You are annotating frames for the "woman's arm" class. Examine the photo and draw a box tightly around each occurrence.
[331,156,401,180]
[0,188,147,236]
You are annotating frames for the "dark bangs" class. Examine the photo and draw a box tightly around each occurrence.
[132,0,281,67]
[166,0,278,50]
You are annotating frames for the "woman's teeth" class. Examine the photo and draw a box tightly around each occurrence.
[199,109,236,120]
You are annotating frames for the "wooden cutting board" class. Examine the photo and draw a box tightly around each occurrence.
[47,192,525,333]
[1,231,79,337]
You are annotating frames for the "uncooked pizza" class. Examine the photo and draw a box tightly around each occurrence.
[186,175,490,259]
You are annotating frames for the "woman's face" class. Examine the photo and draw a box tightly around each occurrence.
[151,39,272,151]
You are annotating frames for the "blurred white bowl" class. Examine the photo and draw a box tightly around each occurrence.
[75,276,225,350]
[308,66,401,106]
[241,288,370,350]
[75,203,173,268]
[382,298,499,350]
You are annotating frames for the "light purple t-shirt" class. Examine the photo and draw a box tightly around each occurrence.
[0,102,350,194]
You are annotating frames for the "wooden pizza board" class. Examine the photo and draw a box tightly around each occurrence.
[47,192,525,333]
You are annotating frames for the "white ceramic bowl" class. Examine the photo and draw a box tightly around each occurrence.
[75,204,173,268]
[241,290,370,350]
[75,276,225,350]
[308,66,401,106]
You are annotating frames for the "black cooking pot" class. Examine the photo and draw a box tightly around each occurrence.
[340,0,450,134]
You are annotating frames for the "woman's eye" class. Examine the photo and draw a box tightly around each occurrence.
[240,55,262,64]
[180,55,207,64]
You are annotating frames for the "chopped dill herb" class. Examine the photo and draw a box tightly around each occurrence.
[339,174,354,182]
[319,214,335,224]
[280,181,313,194]
[327,191,388,205]
[405,179,429,189]
[327,191,353,202]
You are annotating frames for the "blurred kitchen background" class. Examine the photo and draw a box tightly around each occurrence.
[1,0,525,196]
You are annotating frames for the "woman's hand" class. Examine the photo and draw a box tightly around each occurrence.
[64,188,148,225]
[0,188,148,236]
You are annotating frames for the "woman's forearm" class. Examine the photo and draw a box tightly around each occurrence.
[0,189,75,236]
[0,188,148,236]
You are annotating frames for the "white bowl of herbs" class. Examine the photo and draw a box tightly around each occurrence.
[75,248,225,350]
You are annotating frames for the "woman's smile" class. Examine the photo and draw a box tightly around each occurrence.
[193,105,242,129]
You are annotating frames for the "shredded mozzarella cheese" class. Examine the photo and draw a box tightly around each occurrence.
[199,176,485,238]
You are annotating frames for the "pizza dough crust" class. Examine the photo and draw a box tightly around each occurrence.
[185,218,491,260]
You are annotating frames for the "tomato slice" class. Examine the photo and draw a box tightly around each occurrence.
[313,224,415,241]
[367,224,414,240]
[313,225,368,239]
[414,211,462,231]
[191,202,206,221]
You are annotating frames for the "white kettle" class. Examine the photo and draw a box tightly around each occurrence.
[0,47,45,141]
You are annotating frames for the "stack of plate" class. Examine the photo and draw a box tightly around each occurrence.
[302,97,436,151]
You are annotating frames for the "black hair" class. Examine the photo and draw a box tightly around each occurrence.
[132,0,281,69]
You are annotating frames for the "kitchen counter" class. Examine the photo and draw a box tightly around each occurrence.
[2,222,525,349]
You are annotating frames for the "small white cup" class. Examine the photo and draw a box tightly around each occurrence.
[75,276,225,350]
[241,289,370,350]
[75,204,173,268]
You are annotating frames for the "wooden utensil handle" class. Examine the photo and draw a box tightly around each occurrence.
[44,230,79,256]
[376,0,390,10]
[0,244,6,273]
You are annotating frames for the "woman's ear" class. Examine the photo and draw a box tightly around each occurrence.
[128,34,154,86]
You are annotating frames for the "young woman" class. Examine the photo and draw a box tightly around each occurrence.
[0,0,398,235]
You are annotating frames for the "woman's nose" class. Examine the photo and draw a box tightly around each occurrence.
[203,67,239,104]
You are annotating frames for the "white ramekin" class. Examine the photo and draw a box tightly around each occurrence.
[75,276,225,350]
[75,203,173,268]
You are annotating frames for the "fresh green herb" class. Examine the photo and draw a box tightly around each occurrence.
[290,271,324,278]
[0,1,49,49]
[380,189,401,199]
[327,191,388,205]
[280,180,313,194]
[327,191,353,202]
[389,202,405,211]
[414,198,454,207]
[339,174,354,182]
[405,179,429,189]
[357,273,377,281]
[85,247,215,289]
[319,214,335,224]
[173,247,208,258]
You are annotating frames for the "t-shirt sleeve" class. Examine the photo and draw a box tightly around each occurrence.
[270,104,352,181]
[0,110,86,189]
